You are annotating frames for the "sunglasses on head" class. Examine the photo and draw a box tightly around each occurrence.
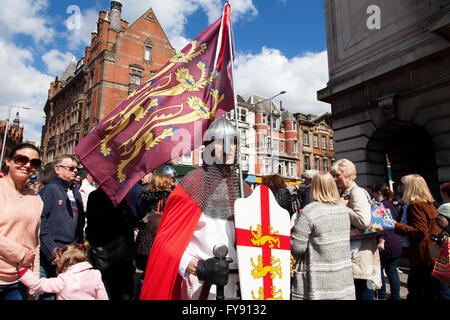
[13,154,42,169]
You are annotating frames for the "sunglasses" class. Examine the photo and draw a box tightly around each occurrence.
[58,165,78,172]
[13,154,42,170]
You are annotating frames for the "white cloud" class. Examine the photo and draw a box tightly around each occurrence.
[42,49,74,75]
[0,40,51,143]
[0,0,55,43]
[120,0,257,51]
[234,48,330,115]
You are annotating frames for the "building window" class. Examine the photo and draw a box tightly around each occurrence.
[293,141,298,154]
[261,133,267,149]
[319,124,327,131]
[304,156,310,171]
[89,71,94,88]
[264,158,270,175]
[321,136,327,150]
[315,157,320,170]
[303,131,309,146]
[86,104,91,119]
[280,140,284,153]
[289,162,295,177]
[240,131,247,147]
[313,134,319,148]
[130,68,143,85]
[323,158,328,172]
[293,121,297,131]
[273,138,279,152]
[144,46,152,61]
[329,138,334,151]
[239,108,247,122]
[261,114,267,124]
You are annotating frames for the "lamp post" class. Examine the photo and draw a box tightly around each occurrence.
[0,105,31,171]
[253,91,286,174]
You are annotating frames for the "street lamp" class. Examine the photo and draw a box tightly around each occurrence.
[0,105,31,171]
[253,90,286,174]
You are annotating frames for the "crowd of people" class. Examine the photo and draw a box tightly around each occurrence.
[0,123,449,300]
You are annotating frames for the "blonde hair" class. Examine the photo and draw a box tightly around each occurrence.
[310,171,341,204]
[52,241,91,275]
[330,159,356,180]
[402,174,435,204]
[146,174,172,192]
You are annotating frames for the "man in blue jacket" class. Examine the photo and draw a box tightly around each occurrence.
[38,154,85,299]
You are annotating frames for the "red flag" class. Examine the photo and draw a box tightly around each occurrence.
[75,3,234,206]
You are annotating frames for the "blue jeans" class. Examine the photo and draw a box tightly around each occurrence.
[378,256,401,300]
[354,279,375,300]
[0,282,28,300]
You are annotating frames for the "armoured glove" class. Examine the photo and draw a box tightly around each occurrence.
[196,257,232,286]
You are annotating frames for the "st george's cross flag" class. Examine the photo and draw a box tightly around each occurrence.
[75,3,235,206]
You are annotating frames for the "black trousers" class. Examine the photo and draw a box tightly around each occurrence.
[407,266,450,301]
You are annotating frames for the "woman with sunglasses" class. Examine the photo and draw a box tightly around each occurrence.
[0,143,43,300]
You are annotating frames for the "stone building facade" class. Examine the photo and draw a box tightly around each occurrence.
[40,1,175,172]
[318,0,450,198]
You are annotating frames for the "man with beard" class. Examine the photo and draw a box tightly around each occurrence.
[140,117,252,300]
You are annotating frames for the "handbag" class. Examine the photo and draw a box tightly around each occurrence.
[89,235,133,272]
[350,188,395,240]
[432,233,450,285]
[135,199,164,270]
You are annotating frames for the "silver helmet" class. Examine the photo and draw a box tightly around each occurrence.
[203,117,238,165]
[162,165,177,178]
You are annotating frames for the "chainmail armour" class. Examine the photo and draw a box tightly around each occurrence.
[179,164,252,220]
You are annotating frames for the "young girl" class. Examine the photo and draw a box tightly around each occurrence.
[18,242,108,300]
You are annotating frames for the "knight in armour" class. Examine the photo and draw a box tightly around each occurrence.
[140,117,252,300]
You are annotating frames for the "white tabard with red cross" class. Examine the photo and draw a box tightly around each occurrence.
[234,185,291,300]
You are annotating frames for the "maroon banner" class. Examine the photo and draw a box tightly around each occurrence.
[75,3,234,206]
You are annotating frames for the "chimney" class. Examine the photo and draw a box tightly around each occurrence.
[280,100,284,111]
[109,0,122,32]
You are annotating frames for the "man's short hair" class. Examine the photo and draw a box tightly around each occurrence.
[53,154,78,167]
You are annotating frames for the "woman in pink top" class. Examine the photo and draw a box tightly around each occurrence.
[0,143,43,300]
[18,242,108,300]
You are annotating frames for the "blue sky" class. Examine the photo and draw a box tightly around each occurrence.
[0,0,330,143]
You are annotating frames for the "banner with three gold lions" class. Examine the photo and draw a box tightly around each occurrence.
[75,3,234,206]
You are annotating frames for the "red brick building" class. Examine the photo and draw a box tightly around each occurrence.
[40,1,175,172]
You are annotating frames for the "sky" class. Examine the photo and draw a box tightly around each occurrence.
[0,0,330,144]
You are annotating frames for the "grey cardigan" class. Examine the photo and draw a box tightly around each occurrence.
[291,201,355,300]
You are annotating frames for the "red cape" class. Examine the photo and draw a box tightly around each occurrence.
[140,184,203,299]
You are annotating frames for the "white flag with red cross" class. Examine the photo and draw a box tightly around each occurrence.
[234,185,291,300]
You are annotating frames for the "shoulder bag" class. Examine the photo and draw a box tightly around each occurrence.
[89,235,133,273]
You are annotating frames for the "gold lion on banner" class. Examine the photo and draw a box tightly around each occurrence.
[98,39,225,182]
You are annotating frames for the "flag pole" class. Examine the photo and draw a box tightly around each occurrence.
[226,1,245,198]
